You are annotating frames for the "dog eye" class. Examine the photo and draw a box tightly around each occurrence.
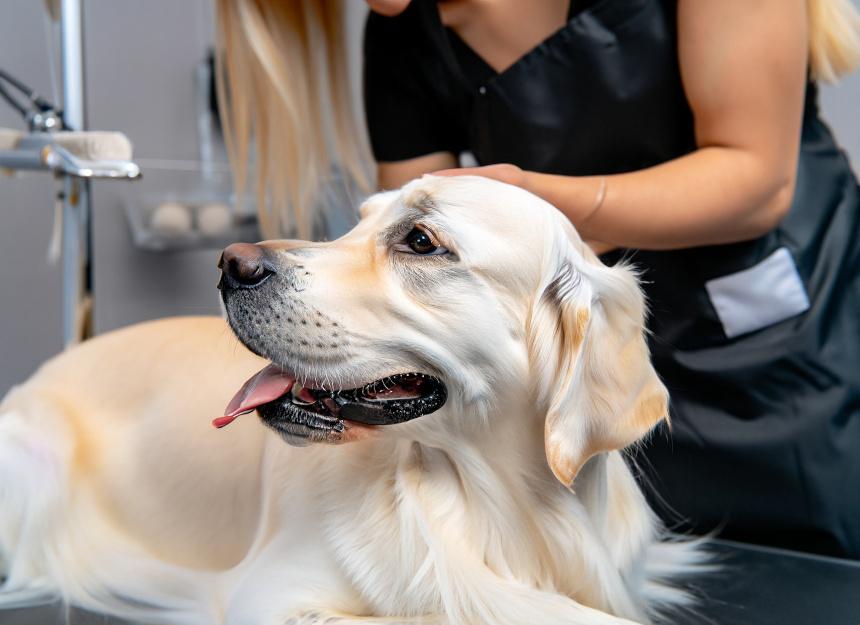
[407,229,437,254]
[395,227,449,256]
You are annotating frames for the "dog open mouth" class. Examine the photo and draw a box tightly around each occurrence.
[212,364,447,438]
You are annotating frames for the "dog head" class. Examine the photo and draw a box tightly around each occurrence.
[216,175,667,484]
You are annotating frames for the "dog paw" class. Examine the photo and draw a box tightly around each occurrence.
[284,612,425,625]
[284,611,330,625]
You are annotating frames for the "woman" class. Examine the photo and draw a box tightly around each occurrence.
[215,0,860,558]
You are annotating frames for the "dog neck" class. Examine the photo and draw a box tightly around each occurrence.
[302,392,654,622]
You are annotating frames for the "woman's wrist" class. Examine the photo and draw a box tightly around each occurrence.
[524,171,608,234]
[580,176,607,226]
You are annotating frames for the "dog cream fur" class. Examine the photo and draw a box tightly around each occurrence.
[0,176,705,624]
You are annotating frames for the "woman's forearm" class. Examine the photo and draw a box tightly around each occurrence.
[531,0,806,251]
[526,145,796,251]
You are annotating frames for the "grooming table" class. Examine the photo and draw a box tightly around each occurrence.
[694,539,860,625]
[2,539,859,625]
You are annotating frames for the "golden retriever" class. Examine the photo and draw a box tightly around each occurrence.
[0,176,704,624]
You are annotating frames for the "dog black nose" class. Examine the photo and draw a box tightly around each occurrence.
[218,243,274,289]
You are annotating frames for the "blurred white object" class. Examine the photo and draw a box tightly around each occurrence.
[0,129,138,178]
[197,202,232,236]
[41,130,132,161]
[150,201,193,236]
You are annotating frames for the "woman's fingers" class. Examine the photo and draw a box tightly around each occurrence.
[432,164,526,187]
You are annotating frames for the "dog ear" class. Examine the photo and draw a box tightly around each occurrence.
[528,244,668,488]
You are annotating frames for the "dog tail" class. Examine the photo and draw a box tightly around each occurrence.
[639,534,717,624]
[0,394,66,608]
[0,391,218,625]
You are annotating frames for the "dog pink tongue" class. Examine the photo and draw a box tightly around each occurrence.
[213,365,295,429]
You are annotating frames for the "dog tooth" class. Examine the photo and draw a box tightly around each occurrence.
[291,383,315,406]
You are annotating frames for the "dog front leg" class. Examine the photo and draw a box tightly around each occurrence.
[223,547,447,625]
[448,582,645,625]
[278,602,639,625]
[281,612,445,625]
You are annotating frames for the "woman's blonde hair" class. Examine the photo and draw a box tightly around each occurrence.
[808,0,860,82]
[214,0,860,239]
[214,0,372,240]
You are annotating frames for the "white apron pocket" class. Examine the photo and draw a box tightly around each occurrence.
[705,247,810,339]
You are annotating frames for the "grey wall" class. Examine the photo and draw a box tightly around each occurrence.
[85,1,224,334]
[822,75,860,170]
[1,2,64,392]
[820,0,860,164]
[1,1,860,395]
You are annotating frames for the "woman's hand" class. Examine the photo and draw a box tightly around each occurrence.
[434,165,616,254]
[434,164,608,228]
[434,163,527,189]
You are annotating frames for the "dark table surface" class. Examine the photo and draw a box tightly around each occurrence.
[693,539,860,625]
[2,539,859,625]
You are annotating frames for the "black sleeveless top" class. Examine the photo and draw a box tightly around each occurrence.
[364,0,860,558]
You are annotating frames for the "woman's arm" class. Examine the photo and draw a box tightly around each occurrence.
[438,0,809,250]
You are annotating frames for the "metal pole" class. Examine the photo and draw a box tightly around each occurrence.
[60,0,85,131]
[60,0,93,346]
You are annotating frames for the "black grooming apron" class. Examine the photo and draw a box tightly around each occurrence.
[364,0,860,558]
